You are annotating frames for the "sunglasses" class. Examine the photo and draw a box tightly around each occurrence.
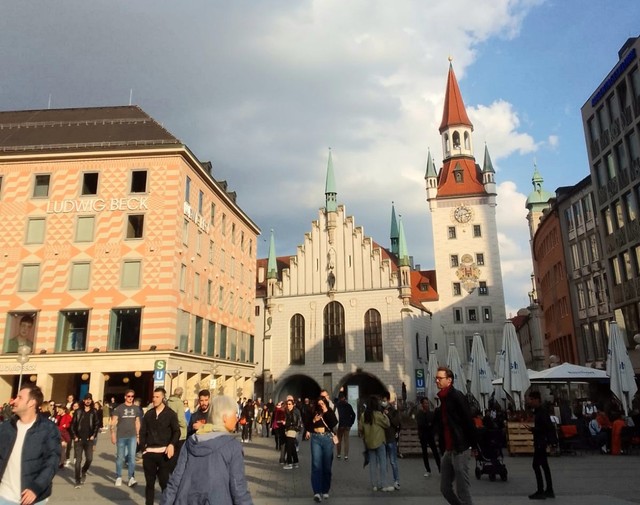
[125,395,135,398]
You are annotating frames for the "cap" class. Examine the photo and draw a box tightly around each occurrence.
[84,393,93,400]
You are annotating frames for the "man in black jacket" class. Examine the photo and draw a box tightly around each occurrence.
[139,387,180,505]
[416,397,441,476]
[70,392,101,488]
[0,383,60,504]
[525,391,555,500]
[435,366,476,505]
[187,389,211,436]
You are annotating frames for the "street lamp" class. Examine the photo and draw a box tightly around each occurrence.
[16,344,32,391]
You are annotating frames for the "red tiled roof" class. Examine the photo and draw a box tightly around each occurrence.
[437,157,485,197]
[510,314,528,331]
[439,64,472,133]
[410,270,439,304]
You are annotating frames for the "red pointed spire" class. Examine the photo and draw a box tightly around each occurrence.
[439,62,473,133]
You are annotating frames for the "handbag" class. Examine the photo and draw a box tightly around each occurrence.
[239,417,247,426]
[322,418,339,445]
[285,429,298,438]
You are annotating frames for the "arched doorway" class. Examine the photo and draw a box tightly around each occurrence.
[336,371,386,416]
[275,374,321,402]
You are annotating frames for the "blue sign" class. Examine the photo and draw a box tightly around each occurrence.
[415,368,425,392]
[154,369,166,383]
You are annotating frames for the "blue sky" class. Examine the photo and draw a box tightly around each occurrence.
[1,0,639,316]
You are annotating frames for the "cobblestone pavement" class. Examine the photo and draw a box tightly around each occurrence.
[48,432,640,504]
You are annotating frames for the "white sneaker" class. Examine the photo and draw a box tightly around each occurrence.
[313,494,322,502]
[322,494,329,499]
[424,472,430,477]
[394,481,400,490]
[128,477,137,487]
[115,477,122,487]
[283,464,293,470]
[382,486,395,492]
[372,487,379,492]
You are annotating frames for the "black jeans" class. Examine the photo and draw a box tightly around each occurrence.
[419,432,440,472]
[143,452,171,505]
[532,446,553,493]
[285,435,299,464]
[74,438,94,483]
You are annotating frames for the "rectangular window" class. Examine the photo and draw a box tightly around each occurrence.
[624,192,637,222]
[614,200,624,228]
[126,214,145,239]
[26,217,46,244]
[580,240,590,265]
[573,202,584,228]
[182,219,189,245]
[453,282,461,296]
[177,309,189,351]
[70,262,91,290]
[218,286,224,309]
[453,307,463,323]
[19,264,40,291]
[473,224,482,237]
[590,235,599,261]
[605,152,616,180]
[194,316,203,354]
[571,244,580,269]
[565,208,575,231]
[122,260,142,289]
[180,264,187,291]
[604,208,614,235]
[448,226,456,239]
[56,310,89,352]
[196,230,202,256]
[611,257,622,285]
[450,254,459,267]
[81,172,99,196]
[207,280,213,305]
[230,257,235,278]
[583,195,594,223]
[209,240,214,264]
[198,190,204,214]
[467,308,478,322]
[33,174,51,198]
[577,283,586,310]
[75,216,95,242]
[207,320,216,356]
[482,307,492,322]
[220,249,225,272]
[478,281,488,295]
[0,175,3,199]
[108,307,142,350]
[219,325,227,358]
[622,251,633,281]
[130,170,148,193]
[210,202,216,226]
[231,223,236,244]
[185,176,191,203]
[194,272,200,299]
[222,213,227,235]
[476,253,485,266]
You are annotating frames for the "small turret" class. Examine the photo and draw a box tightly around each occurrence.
[324,149,337,244]
[390,202,399,255]
[482,144,496,195]
[424,150,438,210]
[398,216,411,305]
[266,229,277,312]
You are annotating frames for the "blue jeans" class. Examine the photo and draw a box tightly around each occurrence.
[368,444,388,488]
[385,440,399,483]
[310,433,334,494]
[116,436,137,479]
[440,449,473,505]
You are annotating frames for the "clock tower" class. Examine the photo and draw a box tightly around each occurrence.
[425,61,507,365]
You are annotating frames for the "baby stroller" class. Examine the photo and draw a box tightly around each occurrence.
[475,428,507,482]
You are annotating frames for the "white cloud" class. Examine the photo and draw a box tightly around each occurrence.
[548,135,560,149]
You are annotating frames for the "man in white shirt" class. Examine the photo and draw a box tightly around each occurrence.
[0,383,60,504]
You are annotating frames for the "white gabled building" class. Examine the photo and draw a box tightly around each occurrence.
[254,152,436,402]
[424,61,507,367]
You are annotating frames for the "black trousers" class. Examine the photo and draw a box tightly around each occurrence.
[74,439,94,483]
[143,452,171,505]
[532,446,553,493]
[418,432,441,472]
[285,435,299,464]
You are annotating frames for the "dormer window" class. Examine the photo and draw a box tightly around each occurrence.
[453,163,464,183]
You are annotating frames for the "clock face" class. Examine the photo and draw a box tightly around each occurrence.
[453,205,473,223]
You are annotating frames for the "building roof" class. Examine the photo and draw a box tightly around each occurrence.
[439,62,473,133]
[0,105,181,154]
[436,157,485,197]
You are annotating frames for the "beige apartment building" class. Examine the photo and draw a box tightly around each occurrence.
[0,106,260,404]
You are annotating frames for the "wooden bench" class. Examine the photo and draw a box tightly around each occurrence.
[399,426,422,455]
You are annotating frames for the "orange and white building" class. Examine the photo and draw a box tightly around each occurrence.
[0,106,260,404]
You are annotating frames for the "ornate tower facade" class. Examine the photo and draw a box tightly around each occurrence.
[425,62,507,363]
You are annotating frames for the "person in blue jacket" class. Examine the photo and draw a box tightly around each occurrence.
[0,383,61,505]
[160,395,253,505]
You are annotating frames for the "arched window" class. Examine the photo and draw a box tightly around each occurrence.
[323,301,345,363]
[364,309,383,362]
[452,131,461,148]
[444,133,450,152]
[290,314,305,365]
[464,131,470,150]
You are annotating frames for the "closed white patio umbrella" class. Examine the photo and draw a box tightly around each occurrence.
[606,321,638,416]
[425,351,439,408]
[468,333,493,411]
[447,343,467,393]
[500,321,530,410]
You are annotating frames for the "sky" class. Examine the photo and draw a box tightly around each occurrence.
[1,0,639,317]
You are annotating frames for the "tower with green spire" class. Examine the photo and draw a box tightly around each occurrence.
[324,149,337,244]
[398,215,411,304]
[525,163,554,240]
[267,229,277,280]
